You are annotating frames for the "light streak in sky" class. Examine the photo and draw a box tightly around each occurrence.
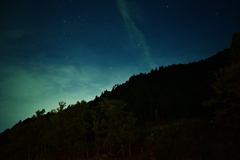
[117,0,156,69]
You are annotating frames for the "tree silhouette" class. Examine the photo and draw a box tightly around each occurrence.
[71,100,91,159]
[206,32,240,122]
[96,98,138,156]
[90,106,102,156]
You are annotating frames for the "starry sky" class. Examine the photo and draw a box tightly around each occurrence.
[0,0,240,132]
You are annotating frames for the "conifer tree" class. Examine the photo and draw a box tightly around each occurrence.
[206,33,240,122]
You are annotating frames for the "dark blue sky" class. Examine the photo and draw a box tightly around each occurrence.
[0,0,240,132]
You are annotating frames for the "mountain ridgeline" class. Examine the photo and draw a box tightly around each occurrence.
[92,48,231,124]
[1,32,240,159]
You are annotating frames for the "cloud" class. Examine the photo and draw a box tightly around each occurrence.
[117,0,156,68]
[0,55,138,132]
[0,62,83,131]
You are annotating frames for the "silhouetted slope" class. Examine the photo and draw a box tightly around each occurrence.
[0,48,234,160]
[94,49,231,125]
[1,31,240,159]
[0,49,231,135]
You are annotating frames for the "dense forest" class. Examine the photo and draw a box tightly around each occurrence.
[0,33,240,160]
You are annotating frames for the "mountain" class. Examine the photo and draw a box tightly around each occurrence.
[90,48,231,125]
[1,44,238,159]
[0,47,232,141]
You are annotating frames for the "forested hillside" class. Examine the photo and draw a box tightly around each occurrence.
[0,33,240,160]
[95,48,231,125]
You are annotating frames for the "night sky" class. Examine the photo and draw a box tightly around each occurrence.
[0,0,240,132]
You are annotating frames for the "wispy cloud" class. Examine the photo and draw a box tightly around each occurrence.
[117,0,156,69]
[0,54,138,132]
